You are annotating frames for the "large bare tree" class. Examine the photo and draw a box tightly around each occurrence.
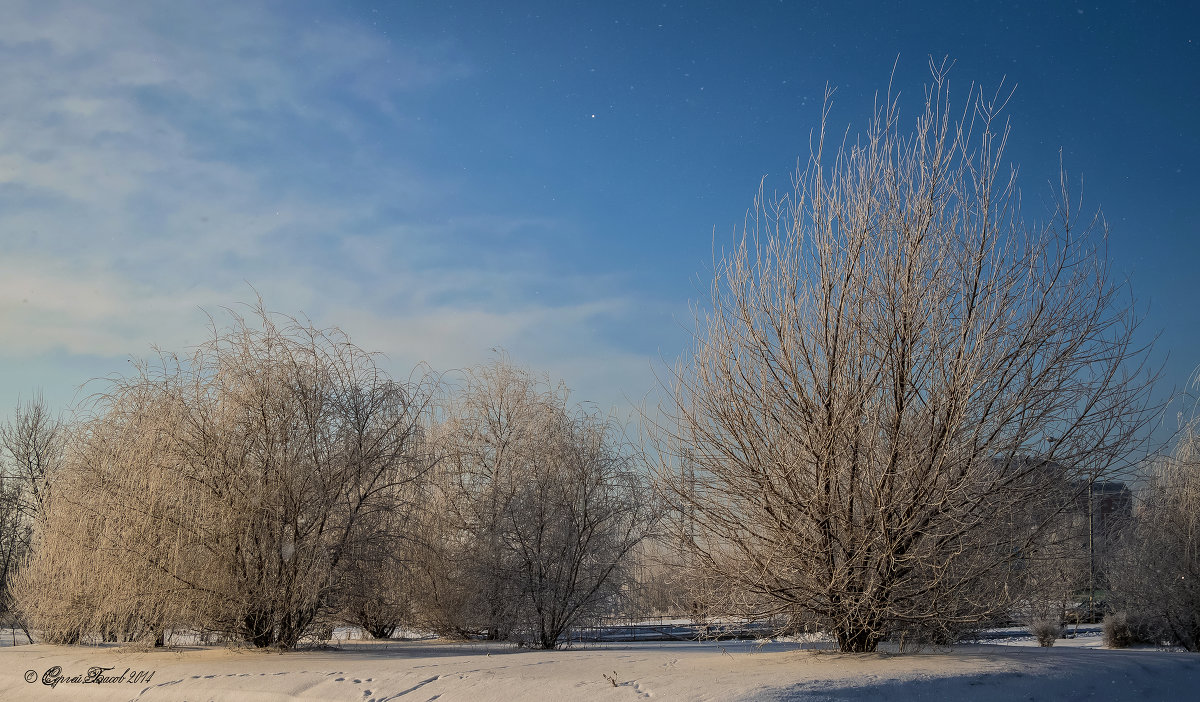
[657,63,1156,652]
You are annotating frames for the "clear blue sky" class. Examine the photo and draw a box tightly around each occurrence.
[1,1,1196,431]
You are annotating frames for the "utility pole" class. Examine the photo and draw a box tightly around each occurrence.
[1088,478,1095,624]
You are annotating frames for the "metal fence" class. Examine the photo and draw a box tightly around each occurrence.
[569,615,782,643]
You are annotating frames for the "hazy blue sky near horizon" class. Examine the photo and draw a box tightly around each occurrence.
[1,1,1197,429]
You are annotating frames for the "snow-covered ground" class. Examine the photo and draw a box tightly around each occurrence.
[0,635,1197,701]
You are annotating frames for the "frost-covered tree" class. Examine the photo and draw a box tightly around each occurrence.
[15,303,437,648]
[421,360,653,648]
[336,503,423,640]
[1110,416,1200,651]
[0,394,63,635]
[656,62,1155,652]
[0,394,61,522]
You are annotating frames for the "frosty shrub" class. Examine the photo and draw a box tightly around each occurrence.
[15,303,438,648]
[417,360,655,648]
[1030,618,1062,647]
[1102,612,1157,649]
[656,60,1156,652]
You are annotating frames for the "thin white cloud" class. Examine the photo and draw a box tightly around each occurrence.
[0,0,669,413]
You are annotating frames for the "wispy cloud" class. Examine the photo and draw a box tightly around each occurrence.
[0,1,668,412]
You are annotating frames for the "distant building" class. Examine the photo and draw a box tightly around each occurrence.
[1074,480,1133,566]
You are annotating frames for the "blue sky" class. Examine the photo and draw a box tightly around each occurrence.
[1,0,1197,429]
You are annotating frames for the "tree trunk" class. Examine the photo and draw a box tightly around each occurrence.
[243,610,277,648]
[836,627,881,653]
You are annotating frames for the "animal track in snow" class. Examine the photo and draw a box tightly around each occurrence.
[632,680,654,698]
[390,674,441,697]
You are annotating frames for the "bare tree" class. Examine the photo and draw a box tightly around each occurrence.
[1011,479,1090,631]
[336,502,422,639]
[656,62,1156,652]
[0,394,63,638]
[420,360,654,648]
[1109,412,1200,651]
[15,303,438,648]
[0,394,62,522]
[13,387,187,644]
[0,477,22,625]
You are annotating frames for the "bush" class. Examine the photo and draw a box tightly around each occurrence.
[1102,612,1156,648]
[1030,619,1062,647]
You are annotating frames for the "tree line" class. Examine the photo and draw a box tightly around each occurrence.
[2,309,653,649]
[2,61,1197,653]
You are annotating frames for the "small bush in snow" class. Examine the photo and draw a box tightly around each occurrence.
[1030,619,1062,647]
[1104,612,1133,648]
[1103,612,1156,648]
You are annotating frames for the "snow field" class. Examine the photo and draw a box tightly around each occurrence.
[0,637,1197,701]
